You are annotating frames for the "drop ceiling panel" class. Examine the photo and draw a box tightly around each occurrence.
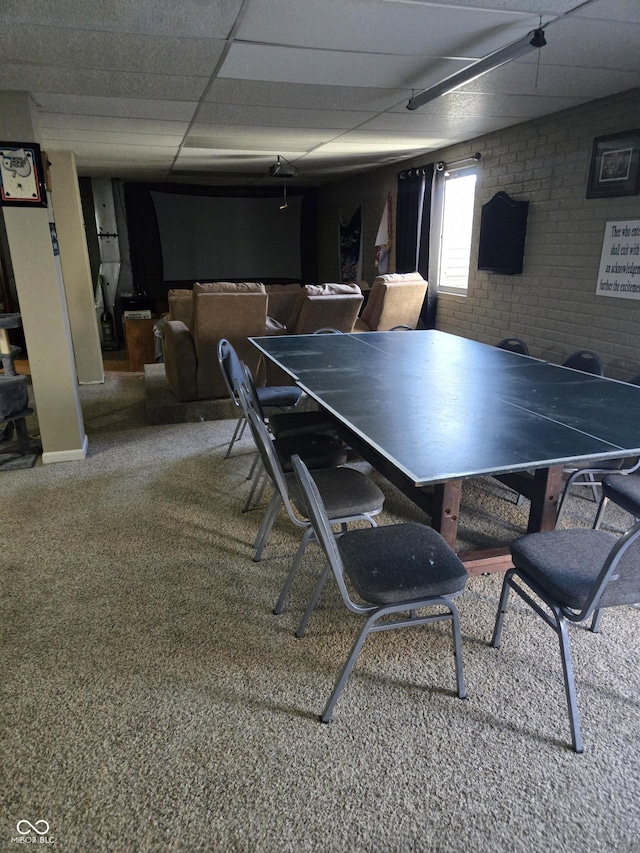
[359,112,527,134]
[389,90,588,118]
[41,128,183,148]
[1,0,246,37]
[459,61,640,100]
[203,79,411,113]
[525,17,640,70]
[0,26,227,76]
[220,44,470,90]
[40,114,190,136]
[34,93,198,122]
[173,149,305,171]
[237,0,542,56]
[196,101,375,130]
[186,127,342,148]
[0,63,209,101]
[576,0,640,23]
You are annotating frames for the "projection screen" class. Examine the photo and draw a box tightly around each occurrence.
[150,190,303,281]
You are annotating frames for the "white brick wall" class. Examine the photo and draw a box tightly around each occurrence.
[317,88,640,379]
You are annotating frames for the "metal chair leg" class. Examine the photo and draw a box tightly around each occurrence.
[243,465,266,513]
[556,614,583,753]
[590,608,603,633]
[273,527,314,614]
[490,572,513,648]
[253,492,283,559]
[225,415,246,458]
[450,603,466,699]
[320,611,379,723]
[593,496,608,529]
[296,562,331,638]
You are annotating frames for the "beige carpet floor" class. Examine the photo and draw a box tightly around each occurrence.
[1,373,639,852]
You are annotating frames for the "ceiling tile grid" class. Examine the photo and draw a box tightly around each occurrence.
[0,0,636,182]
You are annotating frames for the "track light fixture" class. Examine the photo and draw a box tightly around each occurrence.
[407,28,546,111]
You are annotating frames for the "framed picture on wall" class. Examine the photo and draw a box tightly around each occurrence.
[0,141,47,207]
[586,129,640,198]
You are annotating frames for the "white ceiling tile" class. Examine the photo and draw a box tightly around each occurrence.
[390,89,588,118]
[33,93,198,122]
[237,0,542,57]
[220,43,467,90]
[40,114,190,135]
[42,127,183,148]
[574,0,640,23]
[196,101,376,131]
[1,0,246,37]
[0,26,226,76]
[186,127,341,148]
[360,112,521,135]
[523,17,640,71]
[204,79,412,112]
[0,63,209,101]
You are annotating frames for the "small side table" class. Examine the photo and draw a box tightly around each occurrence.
[123,318,157,372]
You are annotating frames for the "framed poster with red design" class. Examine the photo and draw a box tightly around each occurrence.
[0,141,47,207]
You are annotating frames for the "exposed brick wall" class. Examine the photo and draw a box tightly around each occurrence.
[317,87,640,379]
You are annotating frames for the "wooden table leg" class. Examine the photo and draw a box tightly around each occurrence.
[527,465,563,533]
[430,479,462,550]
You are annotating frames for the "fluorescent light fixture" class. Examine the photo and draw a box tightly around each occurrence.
[407,28,546,111]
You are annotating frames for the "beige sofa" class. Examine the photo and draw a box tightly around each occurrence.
[353,272,427,332]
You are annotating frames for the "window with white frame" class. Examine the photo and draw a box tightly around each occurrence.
[437,171,477,294]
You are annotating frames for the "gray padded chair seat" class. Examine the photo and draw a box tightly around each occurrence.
[600,471,640,518]
[338,522,468,605]
[269,409,339,440]
[510,529,618,609]
[275,433,347,472]
[257,385,302,409]
[287,466,384,520]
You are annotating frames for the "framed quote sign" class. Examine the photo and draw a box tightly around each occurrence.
[0,141,47,207]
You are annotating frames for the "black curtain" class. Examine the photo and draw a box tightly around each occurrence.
[396,164,435,327]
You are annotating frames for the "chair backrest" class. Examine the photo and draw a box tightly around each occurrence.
[562,349,604,376]
[242,396,293,509]
[496,337,529,355]
[290,454,352,603]
[359,273,427,331]
[286,284,363,334]
[579,519,640,617]
[193,290,268,399]
[217,338,246,411]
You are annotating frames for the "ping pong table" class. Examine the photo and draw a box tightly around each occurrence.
[251,330,640,574]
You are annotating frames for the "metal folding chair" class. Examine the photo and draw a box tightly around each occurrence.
[491,519,640,752]
[290,453,468,723]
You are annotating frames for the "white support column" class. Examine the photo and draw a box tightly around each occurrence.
[0,91,87,463]
[48,150,104,385]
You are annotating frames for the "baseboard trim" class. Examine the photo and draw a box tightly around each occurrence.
[42,434,89,464]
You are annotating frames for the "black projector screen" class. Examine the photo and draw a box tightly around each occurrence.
[150,190,303,281]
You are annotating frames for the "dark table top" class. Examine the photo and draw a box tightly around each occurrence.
[251,330,640,486]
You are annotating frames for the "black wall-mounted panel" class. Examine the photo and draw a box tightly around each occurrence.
[478,191,529,275]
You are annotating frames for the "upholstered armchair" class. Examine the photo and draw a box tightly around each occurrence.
[265,283,303,327]
[354,272,427,332]
[162,282,268,401]
[269,283,363,335]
